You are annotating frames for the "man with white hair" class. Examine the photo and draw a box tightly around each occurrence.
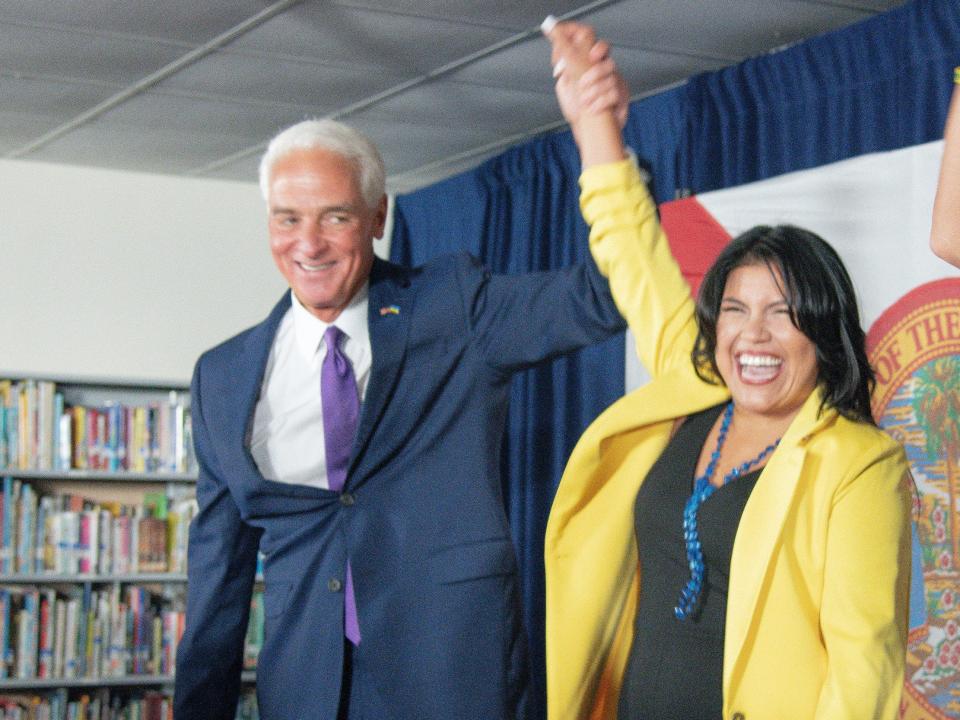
[174,48,629,720]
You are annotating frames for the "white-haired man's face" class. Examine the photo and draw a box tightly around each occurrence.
[267,147,387,322]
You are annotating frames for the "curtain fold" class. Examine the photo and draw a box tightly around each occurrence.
[679,0,958,195]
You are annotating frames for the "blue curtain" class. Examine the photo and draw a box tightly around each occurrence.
[679,0,959,194]
[388,1,954,718]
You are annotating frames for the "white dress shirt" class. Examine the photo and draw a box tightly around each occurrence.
[250,286,371,489]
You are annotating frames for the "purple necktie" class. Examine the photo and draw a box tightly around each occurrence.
[321,325,361,645]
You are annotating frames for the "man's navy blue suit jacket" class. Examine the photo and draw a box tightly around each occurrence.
[173,252,625,719]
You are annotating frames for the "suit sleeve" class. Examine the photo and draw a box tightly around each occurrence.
[815,441,912,719]
[174,358,263,720]
[454,255,625,373]
[451,231,626,374]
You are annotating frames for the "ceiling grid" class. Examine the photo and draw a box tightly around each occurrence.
[0,0,906,193]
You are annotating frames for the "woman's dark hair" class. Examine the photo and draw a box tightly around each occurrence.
[692,225,876,424]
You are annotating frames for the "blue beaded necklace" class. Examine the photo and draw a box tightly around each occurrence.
[674,402,780,621]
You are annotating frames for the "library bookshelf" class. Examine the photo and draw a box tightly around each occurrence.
[0,375,260,719]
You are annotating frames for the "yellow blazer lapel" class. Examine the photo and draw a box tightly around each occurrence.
[723,388,837,699]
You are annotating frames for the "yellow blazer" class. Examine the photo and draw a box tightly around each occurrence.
[545,160,912,720]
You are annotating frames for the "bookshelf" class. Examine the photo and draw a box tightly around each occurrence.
[9,469,195,484]
[0,375,261,718]
[0,670,258,690]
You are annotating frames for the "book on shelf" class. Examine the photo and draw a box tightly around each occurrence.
[0,478,198,576]
[0,379,195,475]
[0,582,263,687]
[0,485,264,689]
[0,583,181,680]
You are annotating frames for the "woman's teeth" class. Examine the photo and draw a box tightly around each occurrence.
[739,353,781,367]
[738,353,782,381]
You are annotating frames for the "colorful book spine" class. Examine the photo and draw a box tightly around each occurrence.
[62,595,79,679]
[36,381,55,471]
[37,589,55,679]
[52,595,65,679]
[53,391,66,471]
[34,495,50,573]
[97,508,112,576]
[2,477,14,574]
[93,409,106,472]
[0,380,9,469]
[15,483,35,573]
[16,589,39,679]
[0,589,9,679]
[18,380,34,470]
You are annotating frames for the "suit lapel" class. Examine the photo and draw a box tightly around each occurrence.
[350,258,414,476]
[232,293,291,470]
[722,387,836,697]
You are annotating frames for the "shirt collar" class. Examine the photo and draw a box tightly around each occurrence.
[289,283,370,362]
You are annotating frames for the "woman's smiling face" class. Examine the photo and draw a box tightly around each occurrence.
[714,262,819,423]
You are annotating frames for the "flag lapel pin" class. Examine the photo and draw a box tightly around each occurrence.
[379,304,400,316]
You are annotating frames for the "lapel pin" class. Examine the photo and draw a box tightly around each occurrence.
[379,304,400,316]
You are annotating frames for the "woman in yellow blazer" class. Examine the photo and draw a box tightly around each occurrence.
[543,21,912,720]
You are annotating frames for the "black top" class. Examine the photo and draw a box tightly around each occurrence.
[618,403,761,720]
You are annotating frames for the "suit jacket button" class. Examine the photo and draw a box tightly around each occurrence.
[328,578,342,592]
[340,493,355,506]
[732,713,745,720]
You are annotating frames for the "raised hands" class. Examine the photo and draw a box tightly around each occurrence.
[542,17,628,167]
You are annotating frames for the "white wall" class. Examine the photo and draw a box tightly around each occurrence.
[1,158,392,385]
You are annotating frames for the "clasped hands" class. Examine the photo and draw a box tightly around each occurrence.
[542,16,629,130]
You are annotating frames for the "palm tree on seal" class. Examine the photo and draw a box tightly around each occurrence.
[912,357,960,569]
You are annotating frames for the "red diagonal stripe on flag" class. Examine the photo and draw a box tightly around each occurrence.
[660,196,732,298]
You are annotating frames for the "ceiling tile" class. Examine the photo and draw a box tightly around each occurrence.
[330,0,590,30]
[585,0,884,60]
[0,1,270,43]
[346,113,505,174]
[448,37,727,98]
[0,20,190,84]
[444,37,564,94]
[94,91,312,143]
[230,3,513,74]
[0,74,121,119]
[355,81,560,138]
[26,120,257,176]
[609,46,730,96]
[0,74,126,155]
[154,49,406,109]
